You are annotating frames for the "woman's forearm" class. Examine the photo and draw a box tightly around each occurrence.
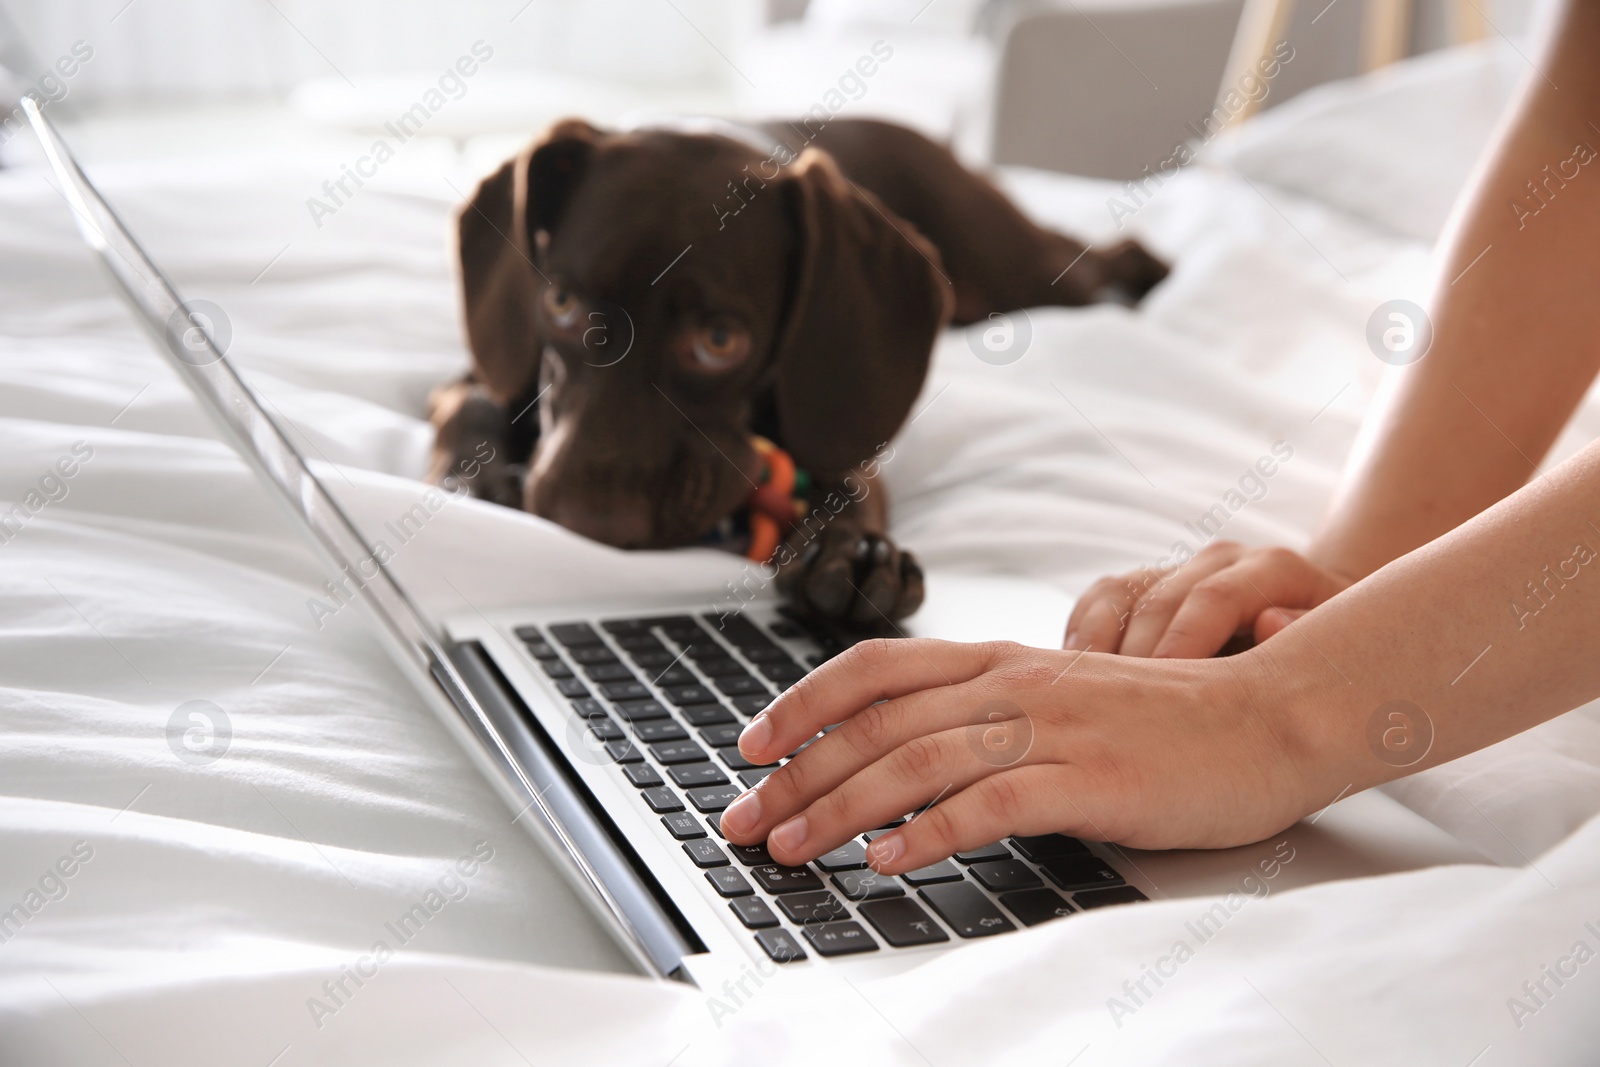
[1311,0,1600,582]
[1267,437,1600,797]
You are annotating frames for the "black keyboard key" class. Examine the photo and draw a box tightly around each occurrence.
[641,787,682,813]
[968,859,1044,893]
[680,703,735,727]
[662,684,717,706]
[649,741,709,765]
[728,841,773,866]
[953,842,1013,864]
[541,659,574,679]
[754,928,806,963]
[832,870,904,901]
[730,694,774,717]
[815,841,868,872]
[919,882,1016,938]
[757,661,807,683]
[803,921,877,956]
[586,719,623,742]
[1010,834,1091,862]
[653,666,698,687]
[520,639,560,660]
[901,860,964,886]
[627,650,676,669]
[667,762,729,789]
[699,724,743,748]
[705,613,779,652]
[604,740,642,764]
[749,864,824,895]
[738,767,779,789]
[730,896,779,929]
[714,675,768,696]
[513,624,546,643]
[555,678,590,699]
[569,646,620,665]
[685,643,735,664]
[613,699,670,723]
[682,839,729,868]
[739,645,791,663]
[1038,856,1126,892]
[569,698,609,719]
[1073,886,1148,909]
[706,867,754,897]
[614,632,665,653]
[622,763,663,788]
[717,746,771,771]
[686,784,742,812]
[777,890,849,924]
[999,888,1075,927]
[599,618,648,635]
[767,619,805,638]
[600,680,651,702]
[583,663,635,682]
[661,811,706,840]
[549,622,602,646]
[694,657,747,677]
[858,898,950,947]
[632,719,688,744]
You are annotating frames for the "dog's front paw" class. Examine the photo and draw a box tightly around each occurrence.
[776,526,925,628]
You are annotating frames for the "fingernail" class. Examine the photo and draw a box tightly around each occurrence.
[739,714,773,757]
[770,815,808,854]
[866,834,902,869]
[721,790,761,837]
[1063,629,1083,651]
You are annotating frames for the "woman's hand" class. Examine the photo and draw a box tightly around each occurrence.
[717,638,1340,874]
[1062,541,1354,658]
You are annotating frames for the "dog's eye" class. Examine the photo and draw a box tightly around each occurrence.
[686,320,751,373]
[542,287,582,329]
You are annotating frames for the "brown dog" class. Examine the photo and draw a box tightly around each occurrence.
[429,117,1167,627]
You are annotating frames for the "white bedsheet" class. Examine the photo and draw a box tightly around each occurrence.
[5,42,1600,1065]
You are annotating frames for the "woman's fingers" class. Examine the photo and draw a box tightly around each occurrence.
[1063,571,1160,652]
[734,724,1007,866]
[1118,543,1246,657]
[1151,549,1344,659]
[737,638,998,766]
[1255,606,1308,642]
[722,681,991,848]
[863,766,1090,874]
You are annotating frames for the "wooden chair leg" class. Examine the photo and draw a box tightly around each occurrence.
[1361,0,1413,71]
[1214,0,1295,129]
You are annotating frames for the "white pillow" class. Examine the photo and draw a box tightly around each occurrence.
[1200,42,1525,241]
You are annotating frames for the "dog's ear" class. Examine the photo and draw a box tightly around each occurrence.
[527,118,599,237]
[454,120,601,406]
[770,149,951,478]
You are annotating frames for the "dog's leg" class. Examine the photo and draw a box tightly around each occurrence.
[789,119,1169,322]
[426,375,528,509]
[774,472,924,627]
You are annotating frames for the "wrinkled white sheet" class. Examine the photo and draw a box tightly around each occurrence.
[4,41,1600,1066]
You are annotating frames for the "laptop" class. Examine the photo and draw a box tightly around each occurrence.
[24,96,1490,994]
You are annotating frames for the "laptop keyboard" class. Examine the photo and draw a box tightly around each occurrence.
[513,612,1146,963]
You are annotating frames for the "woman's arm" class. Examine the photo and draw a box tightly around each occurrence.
[1064,0,1600,658]
[720,438,1600,867]
[1315,0,1600,580]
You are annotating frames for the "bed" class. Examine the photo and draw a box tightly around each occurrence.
[5,40,1600,1065]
